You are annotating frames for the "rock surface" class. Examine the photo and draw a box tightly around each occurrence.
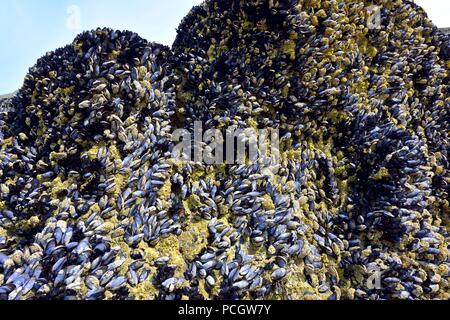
[0,0,449,300]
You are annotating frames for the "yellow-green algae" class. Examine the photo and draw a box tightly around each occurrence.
[178,219,210,261]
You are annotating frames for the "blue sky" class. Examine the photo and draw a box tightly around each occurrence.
[0,0,448,94]
[0,0,203,94]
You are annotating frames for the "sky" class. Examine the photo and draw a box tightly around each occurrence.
[0,0,448,94]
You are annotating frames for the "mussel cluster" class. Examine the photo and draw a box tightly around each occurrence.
[0,0,449,300]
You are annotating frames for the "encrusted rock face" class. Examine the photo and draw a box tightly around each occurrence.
[0,28,179,300]
[172,0,449,300]
[0,0,449,300]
